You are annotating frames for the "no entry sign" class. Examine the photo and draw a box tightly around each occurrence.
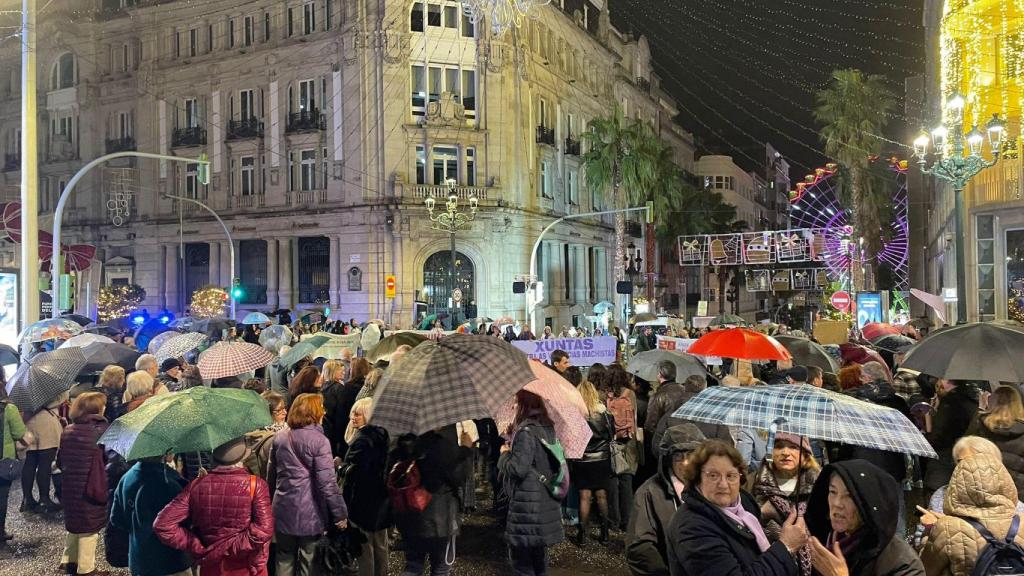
[830,290,851,312]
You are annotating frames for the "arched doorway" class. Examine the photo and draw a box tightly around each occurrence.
[422,250,474,329]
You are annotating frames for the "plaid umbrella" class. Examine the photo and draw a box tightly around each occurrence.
[80,341,141,373]
[197,342,275,380]
[495,361,591,458]
[147,330,180,354]
[900,323,1024,383]
[672,384,936,458]
[6,347,88,413]
[279,335,331,369]
[367,332,429,363]
[774,335,840,374]
[18,318,83,344]
[372,334,536,435]
[258,324,293,354]
[59,333,115,349]
[242,312,271,325]
[626,349,710,383]
[155,332,208,363]
[688,328,791,361]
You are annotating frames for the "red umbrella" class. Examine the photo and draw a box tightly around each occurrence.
[839,342,892,381]
[687,327,792,361]
[861,322,901,342]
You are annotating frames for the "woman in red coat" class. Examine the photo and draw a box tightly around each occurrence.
[154,436,274,576]
[57,392,110,576]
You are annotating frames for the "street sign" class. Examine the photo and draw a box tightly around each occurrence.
[385,275,396,299]
[830,290,851,312]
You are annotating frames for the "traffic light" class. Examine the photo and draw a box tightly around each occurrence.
[197,153,210,186]
[231,278,245,301]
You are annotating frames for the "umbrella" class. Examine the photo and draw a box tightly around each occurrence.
[59,333,115,349]
[18,318,83,344]
[593,301,614,314]
[6,347,88,413]
[630,313,658,323]
[83,322,121,336]
[861,323,901,342]
[900,323,1024,383]
[0,344,18,366]
[774,336,840,374]
[197,342,275,380]
[495,362,591,458]
[241,312,271,325]
[872,334,915,352]
[910,288,946,323]
[494,316,515,326]
[709,314,748,327]
[167,317,194,330]
[299,311,324,325]
[278,335,332,369]
[671,384,936,458]
[367,332,429,363]
[191,317,235,338]
[688,328,791,362]
[133,320,172,353]
[626,349,710,383]
[360,323,382,351]
[839,343,892,380]
[80,341,141,373]
[99,387,272,460]
[155,332,208,363]
[61,313,92,327]
[146,331,180,354]
[418,313,448,330]
[258,324,293,354]
[372,334,536,435]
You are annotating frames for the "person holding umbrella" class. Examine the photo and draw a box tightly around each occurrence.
[20,391,66,514]
[924,379,980,494]
[0,382,26,548]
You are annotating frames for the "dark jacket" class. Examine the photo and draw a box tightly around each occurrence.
[833,381,911,483]
[969,416,1024,498]
[645,381,690,439]
[750,463,818,543]
[103,450,132,568]
[153,466,274,576]
[626,424,705,576]
[667,487,798,576]
[805,460,924,576]
[339,424,391,531]
[653,413,734,455]
[580,409,615,462]
[101,386,125,423]
[391,428,472,540]
[924,386,978,491]
[58,414,110,534]
[269,424,348,536]
[323,377,362,457]
[498,419,565,548]
[109,461,191,576]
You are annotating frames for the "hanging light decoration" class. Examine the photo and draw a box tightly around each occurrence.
[461,0,551,37]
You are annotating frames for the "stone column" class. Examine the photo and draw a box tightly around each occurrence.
[266,238,279,309]
[573,245,587,305]
[165,245,179,313]
[278,237,293,308]
[209,241,220,287]
[329,236,341,309]
[219,241,231,288]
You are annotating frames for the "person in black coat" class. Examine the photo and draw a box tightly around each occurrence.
[667,440,806,576]
[339,398,390,576]
[498,391,565,576]
[923,380,979,493]
[324,358,368,458]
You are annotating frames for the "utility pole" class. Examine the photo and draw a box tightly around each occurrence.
[20,0,39,328]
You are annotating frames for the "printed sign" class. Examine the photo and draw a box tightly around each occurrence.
[655,335,722,366]
[856,292,883,328]
[510,336,617,366]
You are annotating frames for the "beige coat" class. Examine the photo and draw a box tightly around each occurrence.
[921,453,1024,576]
[23,394,66,451]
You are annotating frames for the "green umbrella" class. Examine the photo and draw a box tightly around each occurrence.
[367,331,429,363]
[279,335,331,368]
[99,387,272,460]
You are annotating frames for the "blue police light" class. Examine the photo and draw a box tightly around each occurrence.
[157,310,174,325]
[130,311,147,326]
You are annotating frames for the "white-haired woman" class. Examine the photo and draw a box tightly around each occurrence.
[123,371,156,413]
[339,398,391,576]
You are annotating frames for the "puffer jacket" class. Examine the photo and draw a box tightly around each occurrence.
[268,424,348,536]
[153,466,274,576]
[498,418,564,548]
[921,453,1024,576]
[57,414,110,534]
[969,416,1024,498]
[579,407,615,463]
[100,385,125,423]
[626,423,705,576]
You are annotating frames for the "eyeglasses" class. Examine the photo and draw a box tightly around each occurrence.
[702,470,742,485]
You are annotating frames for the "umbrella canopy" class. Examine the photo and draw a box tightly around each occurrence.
[83,322,121,336]
[861,323,901,342]
[372,334,536,435]
[155,332,208,363]
[688,328,791,361]
[839,343,892,380]
[910,289,946,323]
[146,331,180,354]
[773,336,840,374]
[495,362,591,458]
[167,318,194,330]
[299,311,324,325]
[494,316,515,326]
[18,318,83,344]
[60,313,93,327]
[258,324,293,354]
[872,334,916,352]
[6,347,88,413]
[593,301,614,314]
[99,387,272,460]
[630,312,658,323]
[60,333,115,349]
[360,323,382,351]
[672,384,936,458]
[0,344,18,366]
[626,349,710,383]
[133,320,172,353]
[278,335,332,369]
[80,341,141,373]
[900,323,1024,383]
[709,314,748,327]
[191,317,235,338]
[197,342,275,380]
[242,312,271,325]
[367,332,429,363]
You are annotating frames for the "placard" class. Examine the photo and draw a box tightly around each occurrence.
[655,335,722,366]
[510,336,618,366]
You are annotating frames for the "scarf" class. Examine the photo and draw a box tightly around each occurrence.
[671,475,686,503]
[751,466,814,576]
[721,497,771,552]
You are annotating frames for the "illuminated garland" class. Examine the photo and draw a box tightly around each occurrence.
[97,284,146,322]
[190,285,227,319]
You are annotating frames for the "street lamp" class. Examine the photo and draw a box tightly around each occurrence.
[912,92,1005,323]
[425,178,477,328]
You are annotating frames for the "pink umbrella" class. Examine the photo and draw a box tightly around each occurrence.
[197,342,275,380]
[495,361,591,458]
[910,288,946,323]
[839,342,893,381]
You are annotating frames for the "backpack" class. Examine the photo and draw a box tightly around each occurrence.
[967,516,1024,576]
[243,430,277,480]
[607,396,636,440]
[386,459,432,514]
[534,434,571,501]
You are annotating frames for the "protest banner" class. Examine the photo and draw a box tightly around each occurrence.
[511,336,618,366]
[656,335,722,366]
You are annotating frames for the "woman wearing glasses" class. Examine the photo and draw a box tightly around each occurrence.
[667,440,806,576]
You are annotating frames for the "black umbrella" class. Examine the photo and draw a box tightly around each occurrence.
[61,313,93,327]
[6,348,88,413]
[901,323,1024,383]
[871,334,917,370]
[0,344,18,366]
[80,341,141,374]
[191,317,235,339]
[774,335,840,374]
[83,322,122,337]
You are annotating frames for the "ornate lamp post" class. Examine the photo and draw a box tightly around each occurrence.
[625,241,643,320]
[425,178,478,328]
[912,92,1005,324]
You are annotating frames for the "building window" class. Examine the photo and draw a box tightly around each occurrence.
[297,236,330,303]
[265,12,271,41]
[183,98,199,128]
[538,98,548,127]
[566,169,578,205]
[287,7,294,36]
[184,243,210,303]
[432,146,458,184]
[298,79,315,111]
[416,145,426,184]
[303,2,316,34]
[427,3,441,27]
[117,111,132,138]
[300,149,316,190]
[184,163,199,198]
[410,64,475,119]
[238,239,268,304]
[322,146,329,186]
[466,147,476,187]
[461,12,475,37]
[189,28,198,57]
[240,156,255,196]
[462,70,476,116]
[228,19,235,48]
[121,43,130,71]
[540,160,551,198]
[175,32,181,58]
[444,4,458,28]
[326,0,333,30]
[261,154,266,193]
[411,65,426,115]
[239,89,255,120]
[411,3,424,31]
[51,53,75,90]
[244,15,254,46]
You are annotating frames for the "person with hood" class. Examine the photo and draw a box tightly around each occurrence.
[498,390,564,575]
[751,433,820,576]
[154,436,274,576]
[924,380,979,494]
[339,397,391,576]
[625,423,705,576]
[920,452,1024,575]
[804,459,923,576]
[967,385,1024,496]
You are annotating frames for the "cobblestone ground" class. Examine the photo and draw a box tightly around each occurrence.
[0,484,631,576]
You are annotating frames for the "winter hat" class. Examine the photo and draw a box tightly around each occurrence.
[773,432,812,454]
[212,437,249,466]
[160,358,182,373]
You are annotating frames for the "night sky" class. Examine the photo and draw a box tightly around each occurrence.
[608,0,926,176]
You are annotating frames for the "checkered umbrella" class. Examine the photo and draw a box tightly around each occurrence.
[372,334,536,435]
[6,347,88,413]
[278,335,331,369]
[80,341,141,373]
[197,342,275,380]
[671,384,936,458]
[155,332,208,363]
[147,331,180,354]
[495,361,591,458]
[59,333,115,349]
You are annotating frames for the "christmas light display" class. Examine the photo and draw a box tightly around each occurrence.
[190,286,228,319]
[97,284,146,322]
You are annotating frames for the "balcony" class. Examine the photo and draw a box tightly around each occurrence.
[536,125,555,146]
[231,193,266,209]
[105,136,136,153]
[172,127,206,148]
[635,77,651,93]
[290,189,327,205]
[3,154,18,172]
[564,136,581,156]
[48,136,76,162]
[410,184,490,202]
[286,109,325,133]
[226,117,263,141]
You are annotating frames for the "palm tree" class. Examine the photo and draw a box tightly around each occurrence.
[814,69,896,288]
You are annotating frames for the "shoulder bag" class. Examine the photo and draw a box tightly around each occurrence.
[0,402,22,482]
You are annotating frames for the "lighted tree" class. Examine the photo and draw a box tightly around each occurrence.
[190,285,227,319]
[97,284,146,322]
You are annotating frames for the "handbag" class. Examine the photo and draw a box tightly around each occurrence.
[84,447,108,505]
[0,402,23,482]
[609,439,632,475]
